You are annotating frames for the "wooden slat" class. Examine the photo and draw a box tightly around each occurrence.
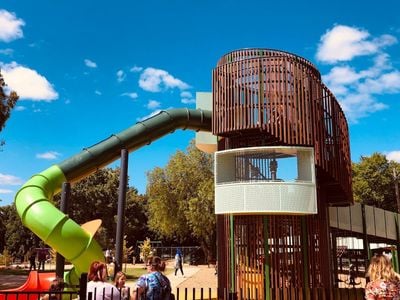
[214,49,353,297]
[212,49,352,205]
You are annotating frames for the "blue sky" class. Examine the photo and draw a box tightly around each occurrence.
[0,0,399,206]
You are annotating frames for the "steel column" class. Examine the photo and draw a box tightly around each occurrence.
[115,149,128,276]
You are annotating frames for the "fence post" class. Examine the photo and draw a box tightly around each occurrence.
[79,272,88,300]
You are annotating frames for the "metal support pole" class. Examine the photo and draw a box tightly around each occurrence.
[55,182,70,278]
[361,204,370,282]
[115,149,128,277]
[394,214,400,274]
[393,168,400,213]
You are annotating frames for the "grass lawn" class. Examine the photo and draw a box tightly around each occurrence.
[0,263,175,286]
[120,264,174,281]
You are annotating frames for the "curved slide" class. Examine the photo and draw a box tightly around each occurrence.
[1,271,54,295]
[1,109,212,297]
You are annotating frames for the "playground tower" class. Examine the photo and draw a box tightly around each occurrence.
[210,49,352,298]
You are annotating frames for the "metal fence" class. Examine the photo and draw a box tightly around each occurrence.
[0,287,365,300]
[0,290,78,300]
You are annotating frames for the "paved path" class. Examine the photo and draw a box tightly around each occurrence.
[0,274,27,289]
[125,262,217,291]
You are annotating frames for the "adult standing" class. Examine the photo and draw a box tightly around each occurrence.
[87,261,121,300]
[28,248,37,271]
[174,249,184,277]
[365,254,400,299]
[105,249,112,264]
[133,256,171,300]
[37,247,48,271]
[349,264,357,287]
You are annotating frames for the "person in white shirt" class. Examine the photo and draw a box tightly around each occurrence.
[87,260,121,300]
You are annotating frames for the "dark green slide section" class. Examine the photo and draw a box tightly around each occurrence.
[14,108,212,287]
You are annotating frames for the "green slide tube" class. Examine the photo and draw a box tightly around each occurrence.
[14,108,212,287]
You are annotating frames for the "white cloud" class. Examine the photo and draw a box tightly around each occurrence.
[147,100,161,109]
[358,71,400,94]
[117,70,126,82]
[95,90,102,95]
[84,59,97,68]
[130,65,143,73]
[0,10,25,42]
[1,62,58,101]
[0,189,13,194]
[338,93,387,122]
[323,66,361,86]
[181,98,196,104]
[0,173,23,185]
[121,92,138,99]
[180,91,192,98]
[316,25,397,63]
[0,48,14,56]
[317,25,400,122]
[180,91,195,104]
[359,53,392,78]
[36,151,61,160]
[139,67,190,92]
[386,151,400,163]
[137,110,162,122]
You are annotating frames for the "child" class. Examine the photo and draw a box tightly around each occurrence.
[41,277,64,300]
[114,271,129,300]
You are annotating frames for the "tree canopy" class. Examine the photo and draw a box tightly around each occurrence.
[1,204,37,259]
[146,140,216,260]
[1,167,148,260]
[0,71,18,132]
[352,152,400,211]
[56,167,148,250]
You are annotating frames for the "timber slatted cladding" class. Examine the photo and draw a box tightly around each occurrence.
[213,49,351,296]
[217,213,331,297]
[235,216,265,299]
[212,49,352,206]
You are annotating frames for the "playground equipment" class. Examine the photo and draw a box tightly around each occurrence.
[211,49,352,299]
[1,109,211,297]
[4,48,354,300]
[0,272,55,300]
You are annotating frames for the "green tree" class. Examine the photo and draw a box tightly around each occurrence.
[0,205,6,253]
[123,189,148,253]
[123,235,134,263]
[0,168,147,262]
[55,168,120,248]
[147,140,216,260]
[352,153,400,211]
[0,71,19,148]
[138,237,153,263]
[56,168,148,251]
[2,204,37,260]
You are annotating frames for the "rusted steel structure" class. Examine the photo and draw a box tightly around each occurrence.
[212,49,352,299]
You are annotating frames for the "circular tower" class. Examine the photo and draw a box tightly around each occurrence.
[212,49,352,299]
